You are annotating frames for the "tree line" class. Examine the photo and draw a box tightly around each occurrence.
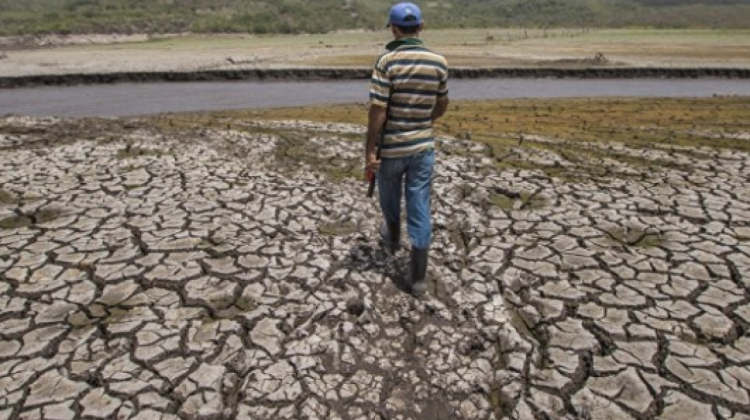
[1,0,749,36]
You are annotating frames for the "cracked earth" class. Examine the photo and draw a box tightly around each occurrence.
[0,114,749,420]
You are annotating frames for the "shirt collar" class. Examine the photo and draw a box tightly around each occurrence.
[385,37,423,51]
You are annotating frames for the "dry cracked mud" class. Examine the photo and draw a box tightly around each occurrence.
[0,114,749,420]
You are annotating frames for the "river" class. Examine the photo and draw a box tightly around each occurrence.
[2,78,750,117]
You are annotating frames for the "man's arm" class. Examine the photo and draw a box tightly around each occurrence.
[431,96,449,123]
[366,103,388,171]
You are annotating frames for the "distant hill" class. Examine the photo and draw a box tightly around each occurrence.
[1,0,750,36]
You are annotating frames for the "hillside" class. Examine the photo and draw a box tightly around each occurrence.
[1,0,750,36]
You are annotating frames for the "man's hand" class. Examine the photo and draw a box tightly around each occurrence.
[366,152,381,173]
[364,152,380,182]
[365,153,380,182]
[365,104,388,180]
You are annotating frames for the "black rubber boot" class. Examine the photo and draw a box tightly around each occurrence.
[380,220,401,253]
[410,247,429,297]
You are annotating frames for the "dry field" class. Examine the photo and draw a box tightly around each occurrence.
[1,95,750,419]
[1,29,750,78]
[180,96,750,176]
[3,26,750,420]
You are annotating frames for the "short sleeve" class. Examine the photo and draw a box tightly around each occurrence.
[369,55,391,108]
[437,60,449,97]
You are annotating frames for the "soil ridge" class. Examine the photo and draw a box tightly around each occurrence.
[2,66,750,89]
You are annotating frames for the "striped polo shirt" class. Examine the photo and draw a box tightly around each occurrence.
[370,38,449,159]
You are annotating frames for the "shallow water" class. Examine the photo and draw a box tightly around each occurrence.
[2,78,750,117]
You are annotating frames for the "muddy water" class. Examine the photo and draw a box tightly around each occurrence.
[2,78,750,117]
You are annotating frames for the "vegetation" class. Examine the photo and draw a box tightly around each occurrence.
[117,145,166,159]
[274,133,361,182]
[490,191,547,211]
[124,96,750,189]
[0,189,17,205]
[0,214,31,230]
[240,97,750,152]
[318,221,359,236]
[1,0,750,36]
[0,208,63,230]
[219,96,750,181]
[153,115,363,182]
[139,97,750,188]
[604,227,663,248]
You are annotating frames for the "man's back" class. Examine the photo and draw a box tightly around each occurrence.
[365,2,449,297]
[370,39,449,159]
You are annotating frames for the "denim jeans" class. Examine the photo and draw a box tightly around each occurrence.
[378,148,435,250]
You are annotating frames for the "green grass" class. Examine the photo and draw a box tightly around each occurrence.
[0,215,32,230]
[447,221,474,253]
[205,294,234,310]
[490,191,547,211]
[604,227,663,248]
[120,164,144,172]
[0,189,16,205]
[103,308,131,324]
[0,208,64,230]
[239,97,750,153]
[35,208,63,224]
[117,145,166,159]
[152,96,750,184]
[235,296,257,311]
[153,115,364,183]
[229,97,750,181]
[324,166,362,182]
[274,131,362,181]
[274,134,361,182]
[490,194,516,211]
[318,221,358,237]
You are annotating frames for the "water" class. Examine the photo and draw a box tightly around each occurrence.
[2,78,750,117]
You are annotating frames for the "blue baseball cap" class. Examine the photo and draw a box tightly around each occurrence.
[387,2,423,28]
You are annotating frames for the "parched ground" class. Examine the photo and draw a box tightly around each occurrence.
[2,29,750,78]
[0,105,749,420]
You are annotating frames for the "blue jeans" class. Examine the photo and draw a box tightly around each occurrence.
[378,148,435,250]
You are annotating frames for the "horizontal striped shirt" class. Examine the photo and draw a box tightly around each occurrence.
[370,38,449,159]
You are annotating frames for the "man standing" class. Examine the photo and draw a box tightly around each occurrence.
[366,2,449,296]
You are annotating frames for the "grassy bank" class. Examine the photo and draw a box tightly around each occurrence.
[151,96,750,182]
[216,97,750,152]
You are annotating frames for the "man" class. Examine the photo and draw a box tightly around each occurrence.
[366,2,449,296]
